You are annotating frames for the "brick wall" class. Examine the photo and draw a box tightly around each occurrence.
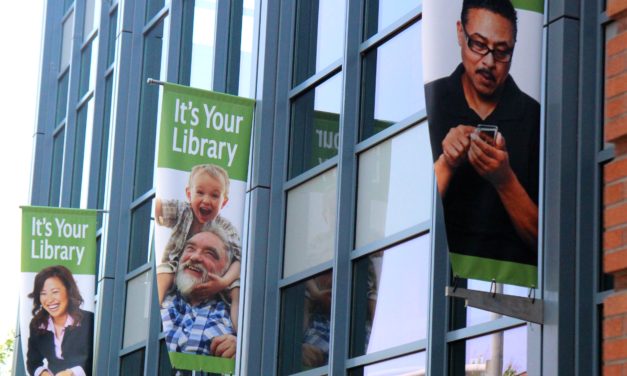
[604,0,627,374]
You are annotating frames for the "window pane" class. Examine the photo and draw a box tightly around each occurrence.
[128,200,154,271]
[158,340,173,376]
[56,72,69,125]
[355,124,433,248]
[134,21,164,198]
[107,10,117,67]
[49,130,65,206]
[83,0,98,38]
[187,0,218,90]
[349,351,426,375]
[279,271,333,374]
[360,22,425,140]
[284,168,337,277]
[293,0,346,85]
[351,235,431,357]
[120,348,145,375]
[123,271,152,348]
[79,39,98,97]
[97,77,113,228]
[364,0,422,39]
[61,11,75,70]
[449,326,527,376]
[146,0,165,22]
[289,73,343,178]
[71,100,95,208]
[238,0,255,98]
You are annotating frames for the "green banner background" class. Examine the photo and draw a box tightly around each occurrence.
[449,252,538,287]
[21,206,97,275]
[158,83,254,181]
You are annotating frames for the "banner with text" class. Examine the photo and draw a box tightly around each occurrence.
[423,0,543,287]
[20,206,97,376]
[155,83,254,373]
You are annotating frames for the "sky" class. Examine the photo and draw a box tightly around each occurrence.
[0,1,44,351]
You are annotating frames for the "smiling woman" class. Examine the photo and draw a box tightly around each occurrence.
[26,265,93,376]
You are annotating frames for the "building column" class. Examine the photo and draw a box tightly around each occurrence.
[603,0,627,374]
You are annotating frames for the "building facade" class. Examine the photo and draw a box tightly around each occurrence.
[19,0,622,375]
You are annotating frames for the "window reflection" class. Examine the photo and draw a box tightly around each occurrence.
[351,235,430,357]
[187,0,218,90]
[364,0,422,39]
[293,0,346,85]
[355,124,433,248]
[71,100,95,208]
[279,271,333,374]
[284,168,337,277]
[61,12,74,70]
[238,0,255,98]
[360,22,425,140]
[123,271,152,348]
[450,326,527,376]
[350,352,426,376]
[49,130,65,207]
[289,73,343,178]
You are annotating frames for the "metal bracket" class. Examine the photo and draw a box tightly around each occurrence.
[445,286,544,324]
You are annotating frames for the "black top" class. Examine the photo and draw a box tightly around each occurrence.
[425,64,540,266]
[27,310,94,376]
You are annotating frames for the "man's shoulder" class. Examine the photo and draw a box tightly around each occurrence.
[505,75,540,112]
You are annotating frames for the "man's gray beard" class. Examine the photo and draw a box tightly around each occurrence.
[175,263,207,299]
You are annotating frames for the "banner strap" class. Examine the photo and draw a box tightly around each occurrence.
[147,78,166,86]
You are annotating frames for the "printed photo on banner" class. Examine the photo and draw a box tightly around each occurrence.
[423,0,543,287]
[19,207,97,376]
[155,83,254,373]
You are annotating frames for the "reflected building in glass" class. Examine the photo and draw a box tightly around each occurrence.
[22,0,613,375]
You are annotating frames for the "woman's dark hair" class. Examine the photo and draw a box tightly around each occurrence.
[28,265,84,332]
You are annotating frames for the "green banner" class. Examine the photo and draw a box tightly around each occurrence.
[512,0,544,14]
[450,252,537,288]
[169,353,235,374]
[21,206,97,275]
[158,83,255,181]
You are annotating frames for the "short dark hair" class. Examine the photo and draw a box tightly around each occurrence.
[461,0,518,41]
[29,265,85,332]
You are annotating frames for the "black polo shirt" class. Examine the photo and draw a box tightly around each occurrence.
[425,64,540,266]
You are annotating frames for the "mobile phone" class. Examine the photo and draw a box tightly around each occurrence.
[475,124,498,146]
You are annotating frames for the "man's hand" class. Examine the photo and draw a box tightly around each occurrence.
[441,125,475,168]
[189,273,229,302]
[468,132,514,187]
[210,334,237,358]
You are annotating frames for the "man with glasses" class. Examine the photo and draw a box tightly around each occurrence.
[425,0,540,277]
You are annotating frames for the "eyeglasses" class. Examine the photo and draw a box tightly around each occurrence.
[463,28,514,63]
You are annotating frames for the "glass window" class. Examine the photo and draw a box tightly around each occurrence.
[449,326,528,376]
[61,11,74,70]
[83,0,99,38]
[158,340,173,376]
[364,0,422,39]
[134,21,164,198]
[279,270,333,374]
[56,72,70,125]
[238,0,255,98]
[107,10,118,67]
[49,130,65,206]
[292,0,346,85]
[349,351,426,375]
[64,0,74,13]
[355,124,433,248]
[186,0,218,90]
[71,100,95,208]
[128,199,154,271]
[79,39,98,97]
[123,271,152,348]
[97,77,113,228]
[146,0,165,22]
[284,168,337,277]
[120,348,145,375]
[351,235,431,357]
[360,22,425,140]
[289,73,343,178]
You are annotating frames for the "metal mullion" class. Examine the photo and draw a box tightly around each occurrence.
[57,65,71,80]
[125,262,153,282]
[445,318,525,343]
[277,260,335,289]
[354,111,427,154]
[283,157,338,191]
[597,147,615,163]
[62,3,75,23]
[289,61,343,99]
[129,188,155,210]
[118,341,148,357]
[142,6,169,35]
[53,121,67,137]
[358,5,422,55]
[109,1,119,15]
[81,28,99,50]
[346,339,428,369]
[351,221,431,260]
[76,90,95,110]
[287,367,328,376]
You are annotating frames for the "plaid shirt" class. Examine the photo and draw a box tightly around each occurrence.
[161,292,235,355]
[157,200,241,275]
